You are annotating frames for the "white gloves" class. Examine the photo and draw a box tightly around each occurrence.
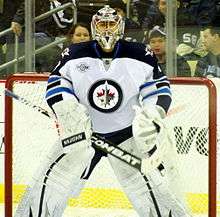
[132,105,168,175]
[132,105,165,153]
[52,99,92,153]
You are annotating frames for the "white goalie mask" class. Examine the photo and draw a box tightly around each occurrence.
[91,5,125,52]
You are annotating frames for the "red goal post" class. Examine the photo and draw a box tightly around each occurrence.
[4,74,217,217]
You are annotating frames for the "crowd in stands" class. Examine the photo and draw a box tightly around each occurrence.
[0,0,220,78]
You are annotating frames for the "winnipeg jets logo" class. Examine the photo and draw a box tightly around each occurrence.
[88,79,123,113]
[97,81,116,106]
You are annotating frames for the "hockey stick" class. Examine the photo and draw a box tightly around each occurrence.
[5,88,142,170]
[5,89,52,118]
[5,88,163,216]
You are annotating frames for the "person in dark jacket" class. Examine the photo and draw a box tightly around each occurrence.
[0,0,20,76]
[148,25,192,76]
[195,26,220,77]
[108,0,143,42]
[11,0,75,38]
[6,0,75,73]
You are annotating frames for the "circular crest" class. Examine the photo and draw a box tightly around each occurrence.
[88,79,123,113]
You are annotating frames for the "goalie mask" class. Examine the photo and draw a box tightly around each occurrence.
[91,5,125,52]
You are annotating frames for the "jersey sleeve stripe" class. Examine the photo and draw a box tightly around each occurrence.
[46,87,76,99]
[47,76,60,84]
[140,80,170,96]
[142,87,171,101]
[139,76,169,91]
[156,81,170,89]
[47,80,61,90]
[48,76,72,85]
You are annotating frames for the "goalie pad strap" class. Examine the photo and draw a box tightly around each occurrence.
[147,145,157,157]
[146,145,165,173]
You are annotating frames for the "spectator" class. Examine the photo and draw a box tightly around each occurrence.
[178,0,218,27]
[176,0,217,61]
[75,1,104,24]
[6,0,75,73]
[0,0,20,41]
[108,0,143,42]
[53,22,91,67]
[194,26,220,78]
[109,0,140,30]
[139,0,165,30]
[131,0,156,28]
[140,0,218,30]
[11,0,75,38]
[0,0,20,75]
[52,22,91,68]
[213,0,220,26]
[148,25,191,76]
[65,22,91,46]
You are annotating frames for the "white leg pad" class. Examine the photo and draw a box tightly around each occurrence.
[15,140,95,217]
[70,178,87,197]
[108,138,191,217]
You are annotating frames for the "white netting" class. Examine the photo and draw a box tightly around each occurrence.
[166,84,209,214]
[12,81,58,186]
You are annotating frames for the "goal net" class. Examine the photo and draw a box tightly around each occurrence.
[4,74,218,217]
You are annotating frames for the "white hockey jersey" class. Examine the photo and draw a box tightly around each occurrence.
[46,40,171,134]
